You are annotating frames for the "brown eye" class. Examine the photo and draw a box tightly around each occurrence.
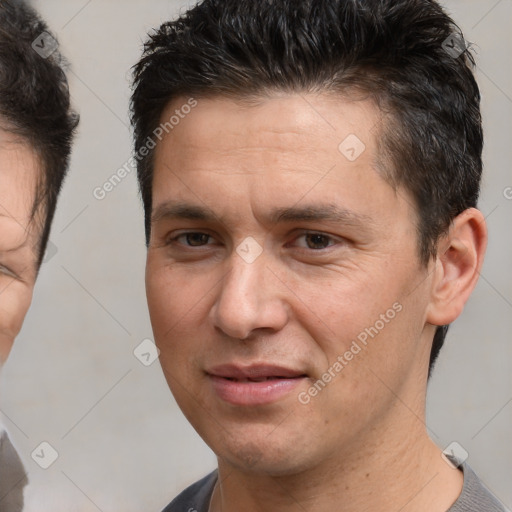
[304,233,332,250]
[184,233,211,246]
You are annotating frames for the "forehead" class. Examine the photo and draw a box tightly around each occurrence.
[0,129,40,247]
[156,92,380,162]
[151,93,415,227]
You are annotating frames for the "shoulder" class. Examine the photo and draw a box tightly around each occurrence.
[161,471,218,512]
[449,463,509,512]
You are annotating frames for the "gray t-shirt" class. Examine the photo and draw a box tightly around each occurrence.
[162,463,508,512]
[0,430,27,512]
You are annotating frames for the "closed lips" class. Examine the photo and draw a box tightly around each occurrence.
[207,364,307,380]
[222,376,305,382]
[206,364,308,406]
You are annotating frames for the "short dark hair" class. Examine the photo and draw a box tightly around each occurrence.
[0,0,78,267]
[130,0,483,376]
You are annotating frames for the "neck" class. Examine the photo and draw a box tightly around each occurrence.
[210,402,463,512]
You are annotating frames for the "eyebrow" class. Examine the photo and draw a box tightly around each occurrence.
[151,202,218,224]
[151,201,374,229]
[269,204,373,227]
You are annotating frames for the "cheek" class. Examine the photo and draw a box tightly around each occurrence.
[145,262,218,382]
[281,265,391,349]
[0,283,33,362]
[146,263,211,333]
[306,288,427,425]
[146,265,216,424]
[284,260,425,387]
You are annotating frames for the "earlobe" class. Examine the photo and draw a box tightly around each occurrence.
[426,208,487,326]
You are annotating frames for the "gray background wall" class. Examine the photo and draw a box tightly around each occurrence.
[0,1,510,510]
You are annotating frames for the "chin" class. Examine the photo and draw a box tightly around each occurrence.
[209,424,317,476]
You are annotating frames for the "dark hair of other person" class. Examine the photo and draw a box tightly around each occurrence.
[0,0,78,268]
[130,0,482,377]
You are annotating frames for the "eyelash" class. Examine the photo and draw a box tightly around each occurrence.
[169,232,216,248]
[167,231,341,251]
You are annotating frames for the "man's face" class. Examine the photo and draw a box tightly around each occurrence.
[0,130,39,363]
[147,94,437,475]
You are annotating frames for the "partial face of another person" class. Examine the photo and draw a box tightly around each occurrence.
[145,94,458,475]
[0,129,39,363]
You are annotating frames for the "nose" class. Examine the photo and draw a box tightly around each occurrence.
[210,248,289,340]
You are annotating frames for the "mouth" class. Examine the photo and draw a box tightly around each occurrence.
[206,364,308,406]
[222,376,300,382]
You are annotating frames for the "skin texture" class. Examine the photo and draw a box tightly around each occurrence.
[0,130,39,364]
[146,93,487,512]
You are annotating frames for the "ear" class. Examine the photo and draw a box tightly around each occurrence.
[426,208,487,326]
